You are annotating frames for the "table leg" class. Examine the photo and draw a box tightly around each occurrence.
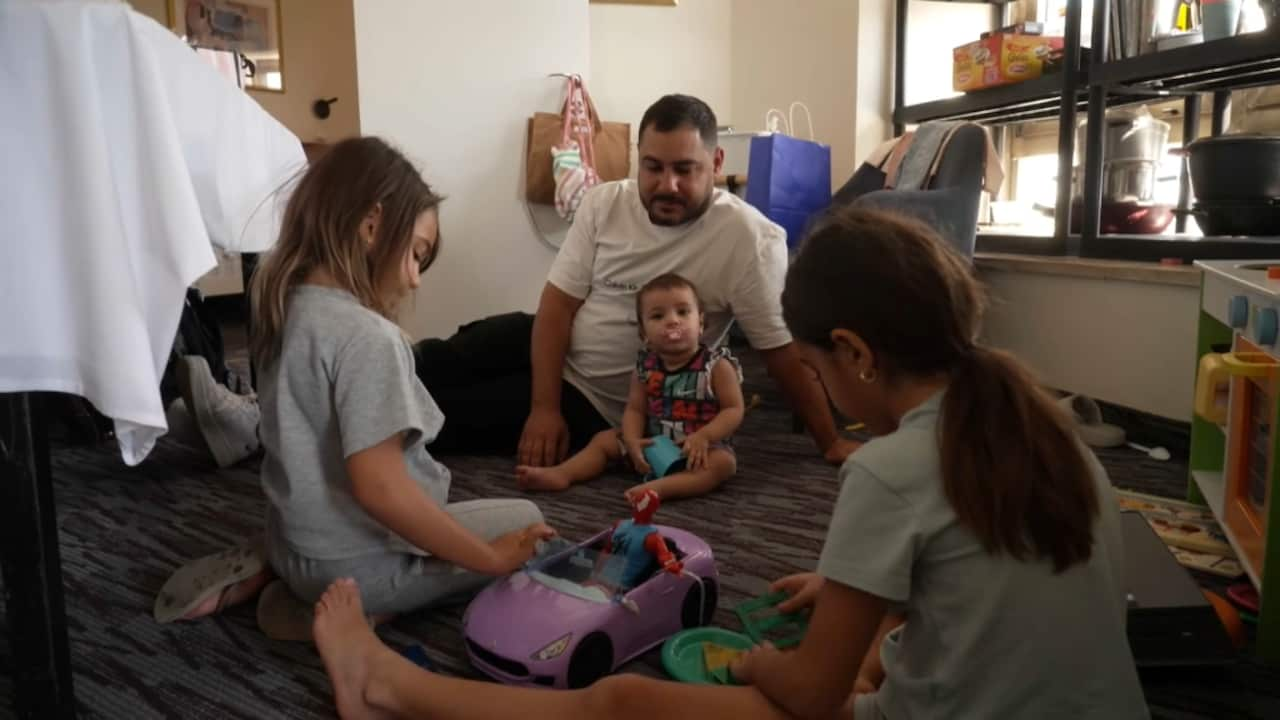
[240,252,259,389]
[0,392,76,719]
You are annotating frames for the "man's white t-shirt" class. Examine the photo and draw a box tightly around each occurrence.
[546,180,791,425]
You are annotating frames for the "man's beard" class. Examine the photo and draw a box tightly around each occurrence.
[646,189,714,227]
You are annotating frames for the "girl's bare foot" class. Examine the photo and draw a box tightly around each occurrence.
[313,579,395,720]
[515,464,571,491]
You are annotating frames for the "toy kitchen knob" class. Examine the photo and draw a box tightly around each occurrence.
[1229,295,1250,328]
[1256,307,1279,346]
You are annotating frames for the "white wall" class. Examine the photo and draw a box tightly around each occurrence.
[730,0,860,187]
[353,0,589,339]
[589,0,733,171]
[902,1,992,107]
[979,269,1199,421]
[853,0,892,169]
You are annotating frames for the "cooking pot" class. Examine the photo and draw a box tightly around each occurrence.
[1075,110,1171,203]
[1076,110,1171,164]
[1188,135,1280,204]
[1191,199,1280,236]
[1070,198,1175,235]
[1073,159,1163,203]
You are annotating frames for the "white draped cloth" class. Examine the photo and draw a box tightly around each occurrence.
[0,0,305,464]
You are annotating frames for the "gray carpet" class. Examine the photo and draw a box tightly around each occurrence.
[1,348,1277,719]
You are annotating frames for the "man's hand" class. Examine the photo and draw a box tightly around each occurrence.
[761,343,852,465]
[518,407,569,467]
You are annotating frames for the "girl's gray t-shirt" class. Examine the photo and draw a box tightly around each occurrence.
[820,392,1149,720]
[259,285,450,560]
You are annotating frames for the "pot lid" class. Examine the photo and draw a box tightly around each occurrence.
[1189,134,1280,146]
[1078,107,1171,131]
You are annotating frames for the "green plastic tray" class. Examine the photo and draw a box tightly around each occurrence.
[661,627,754,685]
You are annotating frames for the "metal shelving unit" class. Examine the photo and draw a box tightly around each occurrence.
[894,0,1087,241]
[1080,1,1280,242]
[1093,28,1280,90]
[894,73,1085,126]
[894,0,1280,254]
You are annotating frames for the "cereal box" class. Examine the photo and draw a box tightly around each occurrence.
[952,33,1064,92]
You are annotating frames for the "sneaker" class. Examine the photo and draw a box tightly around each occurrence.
[177,355,261,467]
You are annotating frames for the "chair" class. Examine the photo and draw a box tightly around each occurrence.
[790,123,993,434]
[830,122,991,259]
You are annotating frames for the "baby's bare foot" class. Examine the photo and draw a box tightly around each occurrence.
[515,465,572,492]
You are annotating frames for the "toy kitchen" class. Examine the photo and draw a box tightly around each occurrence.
[1191,259,1280,660]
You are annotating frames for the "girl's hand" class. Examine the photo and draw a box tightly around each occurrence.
[854,673,879,695]
[729,641,780,686]
[679,432,710,470]
[770,572,825,614]
[487,523,556,574]
[625,437,653,474]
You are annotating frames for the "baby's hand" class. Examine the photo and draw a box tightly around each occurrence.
[679,432,710,471]
[625,437,653,475]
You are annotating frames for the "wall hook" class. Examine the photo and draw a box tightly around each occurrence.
[312,97,339,119]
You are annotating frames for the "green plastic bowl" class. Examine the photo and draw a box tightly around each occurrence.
[660,627,755,685]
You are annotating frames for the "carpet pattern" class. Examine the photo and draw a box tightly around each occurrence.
[1,348,1277,719]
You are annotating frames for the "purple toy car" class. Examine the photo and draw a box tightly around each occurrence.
[463,524,719,689]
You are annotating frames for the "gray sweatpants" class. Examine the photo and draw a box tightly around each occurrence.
[267,498,542,616]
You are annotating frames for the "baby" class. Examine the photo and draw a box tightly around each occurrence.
[516,272,743,502]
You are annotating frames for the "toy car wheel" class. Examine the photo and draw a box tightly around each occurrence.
[681,577,718,628]
[567,633,613,689]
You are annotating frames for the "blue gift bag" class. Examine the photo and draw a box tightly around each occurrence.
[745,133,832,249]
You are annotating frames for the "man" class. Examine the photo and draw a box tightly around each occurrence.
[182,95,855,468]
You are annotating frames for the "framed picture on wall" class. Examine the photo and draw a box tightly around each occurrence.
[167,0,285,92]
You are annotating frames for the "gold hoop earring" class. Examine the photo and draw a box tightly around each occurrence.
[858,368,877,384]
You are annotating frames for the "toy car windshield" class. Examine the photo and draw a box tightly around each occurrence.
[527,540,628,603]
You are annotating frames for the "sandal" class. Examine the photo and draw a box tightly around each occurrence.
[154,539,266,623]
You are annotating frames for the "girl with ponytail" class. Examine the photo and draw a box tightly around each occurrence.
[749,206,1149,718]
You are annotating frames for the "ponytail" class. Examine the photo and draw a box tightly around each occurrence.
[941,347,1099,573]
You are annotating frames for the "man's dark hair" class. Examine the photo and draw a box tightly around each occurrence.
[638,94,718,148]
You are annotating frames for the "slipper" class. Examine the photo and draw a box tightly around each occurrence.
[257,579,316,642]
[1057,394,1126,448]
[154,539,266,623]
